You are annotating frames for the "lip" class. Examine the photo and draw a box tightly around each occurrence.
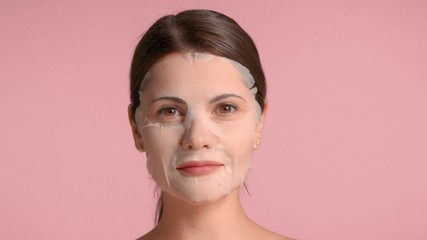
[176,160,224,176]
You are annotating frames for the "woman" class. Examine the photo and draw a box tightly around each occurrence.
[128,9,292,240]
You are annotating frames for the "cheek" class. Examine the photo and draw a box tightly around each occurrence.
[218,113,258,148]
[141,124,183,149]
[140,124,184,174]
[219,127,254,188]
[221,131,253,155]
[219,120,257,163]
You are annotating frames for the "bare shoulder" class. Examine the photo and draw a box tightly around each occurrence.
[262,230,296,240]
[136,224,296,240]
[252,223,296,240]
[269,232,296,240]
[247,224,295,240]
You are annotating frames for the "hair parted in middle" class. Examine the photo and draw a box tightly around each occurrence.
[129,9,266,225]
[130,9,266,120]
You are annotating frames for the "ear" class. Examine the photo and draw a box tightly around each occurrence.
[128,104,145,152]
[254,100,268,150]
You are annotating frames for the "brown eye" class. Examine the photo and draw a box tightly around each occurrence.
[158,107,181,117]
[217,104,237,114]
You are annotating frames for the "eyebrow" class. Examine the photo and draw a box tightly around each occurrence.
[150,94,245,106]
[150,96,186,105]
[209,94,246,104]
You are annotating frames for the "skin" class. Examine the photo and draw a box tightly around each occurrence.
[128,52,293,240]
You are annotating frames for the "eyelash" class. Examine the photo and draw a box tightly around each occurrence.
[156,103,239,119]
[215,103,238,115]
[157,106,183,117]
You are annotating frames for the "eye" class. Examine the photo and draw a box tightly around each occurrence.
[216,104,237,115]
[157,106,183,117]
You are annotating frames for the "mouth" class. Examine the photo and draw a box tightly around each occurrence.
[176,160,225,176]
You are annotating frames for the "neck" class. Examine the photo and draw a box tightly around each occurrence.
[153,188,253,240]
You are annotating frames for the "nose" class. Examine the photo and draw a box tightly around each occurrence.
[181,115,219,150]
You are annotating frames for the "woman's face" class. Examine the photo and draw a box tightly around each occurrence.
[130,52,267,203]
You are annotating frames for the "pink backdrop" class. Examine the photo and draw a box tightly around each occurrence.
[1,1,426,239]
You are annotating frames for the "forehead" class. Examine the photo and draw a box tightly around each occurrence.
[146,52,248,94]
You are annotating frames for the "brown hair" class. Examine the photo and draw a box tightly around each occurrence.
[129,9,266,224]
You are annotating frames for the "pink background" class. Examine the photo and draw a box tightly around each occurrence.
[1,0,426,239]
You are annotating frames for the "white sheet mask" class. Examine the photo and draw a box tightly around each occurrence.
[135,52,262,203]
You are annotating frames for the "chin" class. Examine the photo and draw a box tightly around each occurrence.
[170,186,241,205]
